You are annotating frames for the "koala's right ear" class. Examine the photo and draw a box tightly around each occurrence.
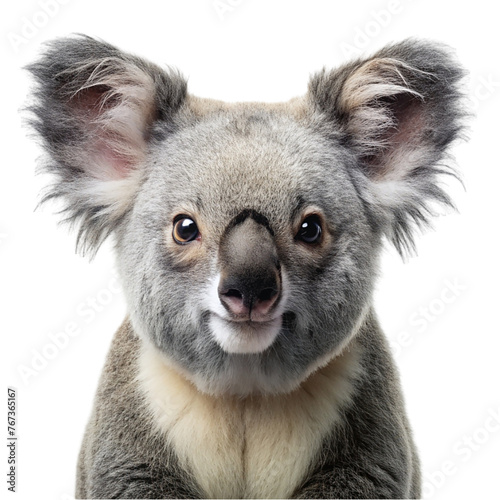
[27,35,187,255]
[308,40,466,256]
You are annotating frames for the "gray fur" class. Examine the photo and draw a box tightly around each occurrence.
[27,35,466,498]
[75,321,200,498]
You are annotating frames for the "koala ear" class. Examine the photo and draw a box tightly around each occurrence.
[27,35,187,256]
[308,39,466,255]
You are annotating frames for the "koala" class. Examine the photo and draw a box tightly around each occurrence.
[27,36,465,499]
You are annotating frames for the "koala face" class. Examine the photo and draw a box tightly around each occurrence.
[28,36,465,395]
[117,110,376,394]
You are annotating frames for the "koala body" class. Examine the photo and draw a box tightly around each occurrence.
[28,36,465,499]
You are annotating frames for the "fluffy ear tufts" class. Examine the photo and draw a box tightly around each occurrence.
[26,35,187,256]
[309,39,467,255]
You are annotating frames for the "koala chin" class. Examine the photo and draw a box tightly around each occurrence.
[27,35,466,499]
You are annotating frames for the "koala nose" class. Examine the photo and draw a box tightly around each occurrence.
[218,212,281,321]
[218,274,280,319]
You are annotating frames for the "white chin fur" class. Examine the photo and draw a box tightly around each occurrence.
[209,314,282,354]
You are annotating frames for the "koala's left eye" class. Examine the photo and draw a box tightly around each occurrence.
[173,216,200,244]
[296,215,322,244]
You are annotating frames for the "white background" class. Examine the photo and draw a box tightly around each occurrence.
[2,1,499,499]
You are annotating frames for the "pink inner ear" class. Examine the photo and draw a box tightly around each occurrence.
[69,86,145,181]
[91,138,135,181]
[72,85,116,119]
[367,95,428,181]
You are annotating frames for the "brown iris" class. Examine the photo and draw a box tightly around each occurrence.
[173,216,200,244]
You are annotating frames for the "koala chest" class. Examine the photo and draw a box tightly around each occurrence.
[138,342,360,499]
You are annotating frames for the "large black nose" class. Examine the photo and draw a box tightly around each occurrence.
[218,214,281,321]
[218,272,280,319]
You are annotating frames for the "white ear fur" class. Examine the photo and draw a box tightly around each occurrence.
[338,58,424,158]
[59,59,158,224]
[69,60,157,176]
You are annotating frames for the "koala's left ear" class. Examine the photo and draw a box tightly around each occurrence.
[27,35,187,256]
[308,39,467,255]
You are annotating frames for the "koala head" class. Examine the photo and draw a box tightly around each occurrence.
[28,36,465,396]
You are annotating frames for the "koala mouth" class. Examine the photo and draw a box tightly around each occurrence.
[208,312,283,354]
[216,312,279,325]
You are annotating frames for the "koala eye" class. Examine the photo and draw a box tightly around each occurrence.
[172,216,200,244]
[296,215,322,244]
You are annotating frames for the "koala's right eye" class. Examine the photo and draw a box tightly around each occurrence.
[172,216,200,244]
